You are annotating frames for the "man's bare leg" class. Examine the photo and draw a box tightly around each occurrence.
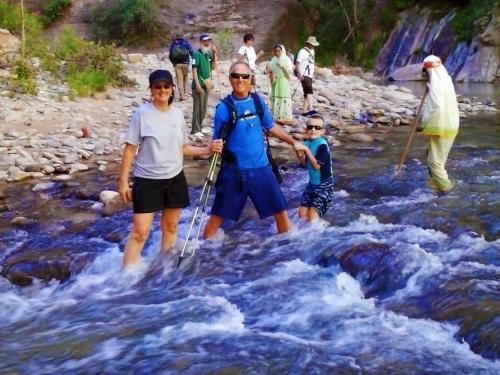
[273,210,290,233]
[203,215,224,239]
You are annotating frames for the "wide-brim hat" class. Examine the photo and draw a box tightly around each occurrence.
[305,36,319,46]
[149,69,175,86]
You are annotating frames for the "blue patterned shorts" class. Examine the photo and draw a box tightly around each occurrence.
[300,176,335,217]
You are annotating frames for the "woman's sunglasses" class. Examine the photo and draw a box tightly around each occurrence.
[230,73,251,80]
[306,125,323,130]
[153,84,172,90]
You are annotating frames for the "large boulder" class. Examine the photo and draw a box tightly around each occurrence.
[1,249,71,286]
[0,28,20,68]
[388,63,423,81]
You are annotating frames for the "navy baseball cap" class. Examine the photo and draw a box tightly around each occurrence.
[148,69,175,86]
[199,33,211,41]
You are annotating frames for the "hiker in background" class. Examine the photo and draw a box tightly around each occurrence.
[237,33,264,90]
[168,34,193,101]
[419,55,459,192]
[294,115,335,221]
[191,33,217,137]
[295,36,319,116]
[202,61,302,239]
[268,44,293,125]
[119,69,222,267]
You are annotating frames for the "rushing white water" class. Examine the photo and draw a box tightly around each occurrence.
[0,83,498,373]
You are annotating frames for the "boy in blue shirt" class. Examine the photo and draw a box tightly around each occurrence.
[294,115,335,221]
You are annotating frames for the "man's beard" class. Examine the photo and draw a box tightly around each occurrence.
[201,45,210,53]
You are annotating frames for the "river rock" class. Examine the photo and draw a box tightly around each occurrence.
[0,28,20,68]
[10,169,31,182]
[0,249,72,286]
[337,242,410,298]
[69,163,89,174]
[64,153,79,164]
[32,182,57,191]
[11,216,36,226]
[388,63,422,81]
[127,53,144,63]
[348,133,374,143]
[100,190,128,215]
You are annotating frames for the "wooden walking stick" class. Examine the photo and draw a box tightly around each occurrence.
[396,88,428,174]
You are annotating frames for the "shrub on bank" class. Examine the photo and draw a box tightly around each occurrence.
[54,27,129,96]
[0,1,132,96]
[88,0,166,46]
[40,0,72,26]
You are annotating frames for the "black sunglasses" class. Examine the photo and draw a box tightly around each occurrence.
[230,73,251,80]
[306,125,323,130]
[153,84,172,90]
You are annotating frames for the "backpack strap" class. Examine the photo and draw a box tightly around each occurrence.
[249,93,283,183]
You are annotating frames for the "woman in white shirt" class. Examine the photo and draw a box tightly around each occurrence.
[119,69,222,268]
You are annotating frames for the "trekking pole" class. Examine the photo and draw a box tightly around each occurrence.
[215,58,223,100]
[176,154,218,269]
[396,88,429,174]
[291,65,309,100]
[189,152,219,257]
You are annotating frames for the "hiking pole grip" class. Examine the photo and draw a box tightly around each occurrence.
[396,89,428,174]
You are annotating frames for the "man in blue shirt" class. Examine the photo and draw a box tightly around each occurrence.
[203,62,301,238]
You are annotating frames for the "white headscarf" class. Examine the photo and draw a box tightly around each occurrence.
[270,44,293,76]
[421,55,459,137]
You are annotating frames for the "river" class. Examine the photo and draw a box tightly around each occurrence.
[0,82,498,374]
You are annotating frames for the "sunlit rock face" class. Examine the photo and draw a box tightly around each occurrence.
[376,9,499,83]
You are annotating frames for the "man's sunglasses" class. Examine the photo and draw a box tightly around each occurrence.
[306,125,323,130]
[230,73,251,80]
[153,84,172,90]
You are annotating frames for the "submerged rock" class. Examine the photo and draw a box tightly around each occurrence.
[1,249,71,286]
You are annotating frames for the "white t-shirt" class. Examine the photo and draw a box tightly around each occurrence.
[238,45,257,71]
[125,103,187,179]
[296,47,315,78]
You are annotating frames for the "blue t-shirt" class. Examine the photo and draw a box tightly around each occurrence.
[213,94,274,170]
[304,137,333,185]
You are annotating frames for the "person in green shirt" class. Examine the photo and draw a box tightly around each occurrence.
[191,33,217,136]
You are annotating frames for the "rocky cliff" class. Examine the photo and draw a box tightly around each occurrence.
[375,8,499,83]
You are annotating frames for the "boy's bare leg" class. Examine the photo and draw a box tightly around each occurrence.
[298,206,308,220]
[308,207,319,222]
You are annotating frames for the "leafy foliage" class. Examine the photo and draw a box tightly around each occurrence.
[88,0,165,46]
[0,1,45,56]
[40,0,72,26]
[214,30,234,60]
[451,0,497,41]
[54,27,127,95]
[299,0,497,68]
[0,1,131,96]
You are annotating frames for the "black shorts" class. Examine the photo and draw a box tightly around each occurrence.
[302,76,313,96]
[132,171,190,213]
